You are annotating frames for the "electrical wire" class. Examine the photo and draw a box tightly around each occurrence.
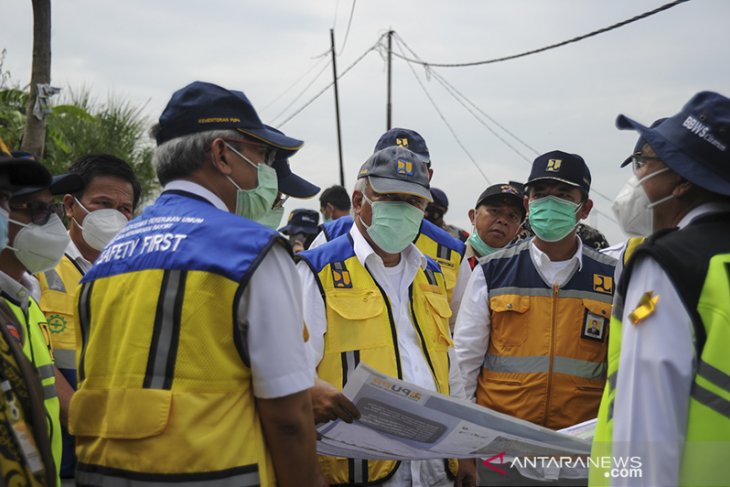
[338,0,357,55]
[395,40,491,185]
[260,53,331,113]
[269,59,333,126]
[389,0,690,68]
[276,34,386,128]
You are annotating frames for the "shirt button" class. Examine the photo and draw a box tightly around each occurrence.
[506,303,513,309]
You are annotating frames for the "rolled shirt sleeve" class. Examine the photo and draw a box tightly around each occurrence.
[240,244,315,399]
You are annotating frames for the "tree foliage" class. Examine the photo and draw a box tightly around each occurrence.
[0,52,159,204]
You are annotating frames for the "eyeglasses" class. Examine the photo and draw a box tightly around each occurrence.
[630,152,663,174]
[9,200,64,225]
[222,138,277,166]
[483,207,522,224]
[272,194,289,210]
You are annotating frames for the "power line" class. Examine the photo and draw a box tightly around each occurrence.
[268,58,333,126]
[389,0,690,68]
[276,34,385,128]
[338,0,357,55]
[260,53,331,113]
[394,40,491,185]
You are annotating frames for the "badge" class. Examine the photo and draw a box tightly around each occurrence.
[581,312,606,342]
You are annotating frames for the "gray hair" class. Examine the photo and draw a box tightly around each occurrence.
[354,177,369,195]
[152,129,244,186]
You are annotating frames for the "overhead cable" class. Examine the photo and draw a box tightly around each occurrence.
[276,34,386,128]
[389,0,690,68]
[268,59,333,126]
[338,0,357,55]
[395,41,491,185]
[260,53,331,113]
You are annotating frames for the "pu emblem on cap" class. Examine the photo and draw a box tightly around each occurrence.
[397,159,413,176]
[546,159,562,172]
[501,184,518,194]
[396,137,409,147]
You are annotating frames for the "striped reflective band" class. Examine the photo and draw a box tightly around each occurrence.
[341,350,360,388]
[484,354,605,380]
[76,468,260,487]
[607,371,617,420]
[437,244,451,261]
[77,281,93,382]
[489,287,613,304]
[43,383,57,400]
[37,364,55,380]
[54,348,76,370]
[143,270,186,390]
[43,269,66,292]
[349,458,368,484]
[690,360,730,419]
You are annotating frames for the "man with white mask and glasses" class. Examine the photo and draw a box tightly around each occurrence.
[0,151,84,486]
[33,153,140,482]
[69,81,320,487]
[455,150,617,485]
[297,146,475,486]
[590,91,730,487]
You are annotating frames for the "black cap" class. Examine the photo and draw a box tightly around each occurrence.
[358,146,432,201]
[526,150,591,194]
[278,209,320,236]
[373,128,430,164]
[430,188,449,209]
[13,172,85,198]
[476,182,525,216]
[0,146,52,188]
[264,125,320,199]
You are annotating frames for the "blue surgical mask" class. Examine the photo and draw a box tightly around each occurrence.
[0,208,9,250]
[468,229,499,257]
[528,196,582,243]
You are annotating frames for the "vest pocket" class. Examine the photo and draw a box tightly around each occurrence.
[489,295,530,348]
[423,291,453,349]
[69,388,171,439]
[325,289,388,352]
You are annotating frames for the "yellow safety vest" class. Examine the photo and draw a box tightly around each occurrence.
[37,255,83,375]
[415,220,464,305]
[300,238,453,485]
[4,296,61,486]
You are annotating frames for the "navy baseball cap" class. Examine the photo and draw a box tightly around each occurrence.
[374,128,430,164]
[278,209,320,236]
[264,126,320,199]
[0,143,52,188]
[526,150,591,194]
[476,182,526,216]
[155,81,304,151]
[616,91,730,196]
[430,188,449,209]
[358,146,432,201]
[13,171,84,198]
[620,118,668,167]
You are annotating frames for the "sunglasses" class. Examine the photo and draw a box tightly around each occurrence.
[9,200,65,225]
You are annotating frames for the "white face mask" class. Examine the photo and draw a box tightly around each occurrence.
[611,168,672,237]
[73,198,128,251]
[8,214,70,273]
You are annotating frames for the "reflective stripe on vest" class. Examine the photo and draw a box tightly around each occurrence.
[484,354,606,380]
[690,360,730,419]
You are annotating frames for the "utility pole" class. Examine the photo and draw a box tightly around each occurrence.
[330,28,345,188]
[386,30,393,130]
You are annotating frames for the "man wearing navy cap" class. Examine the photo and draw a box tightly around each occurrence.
[279,208,320,253]
[298,146,474,486]
[70,81,320,487]
[425,187,469,243]
[591,91,730,487]
[455,150,616,484]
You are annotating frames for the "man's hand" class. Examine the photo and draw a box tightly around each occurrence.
[454,458,477,487]
[311,378,361,424]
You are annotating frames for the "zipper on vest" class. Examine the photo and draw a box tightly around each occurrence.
[544,283,559,426]
[408,285,439,390]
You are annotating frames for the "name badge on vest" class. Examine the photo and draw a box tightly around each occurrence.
[581,312,606,342]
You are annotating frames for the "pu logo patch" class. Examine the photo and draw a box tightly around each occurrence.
[593,274,613,294]
[333,269,352,288]
[546,159,562,172]
[501,184,519,195]
[397,159,413,176]
[396,137,409,147]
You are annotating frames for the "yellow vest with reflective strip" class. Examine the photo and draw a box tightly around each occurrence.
[589,237,643,485]
[415,229,463,304]
[307,248,453,485]
[36,254,84,373]
[4,296,62,486]
[70,269,275,487]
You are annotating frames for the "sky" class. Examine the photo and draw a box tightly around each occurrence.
[2,0,729,245]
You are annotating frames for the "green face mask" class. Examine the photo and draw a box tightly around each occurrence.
[224,143,278,221]
[528,195,581,243]
[360,195,424,254]
[255,206,285,230]
[468,230,499,257]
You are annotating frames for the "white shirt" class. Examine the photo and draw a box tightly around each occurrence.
[612,201,730,487]
[163,180,313,399]
[454,237,583,401]
[297,223,464,486]
[308,228,328,249]
[65,237,93,274]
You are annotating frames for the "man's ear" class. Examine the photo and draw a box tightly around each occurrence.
[468,208,476,226]
[673,178,694,198]
[578,198,593,221]
[523,196,530,216]
[209,138,233,176]
[352,190,364,215]
[63,193,76,220]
